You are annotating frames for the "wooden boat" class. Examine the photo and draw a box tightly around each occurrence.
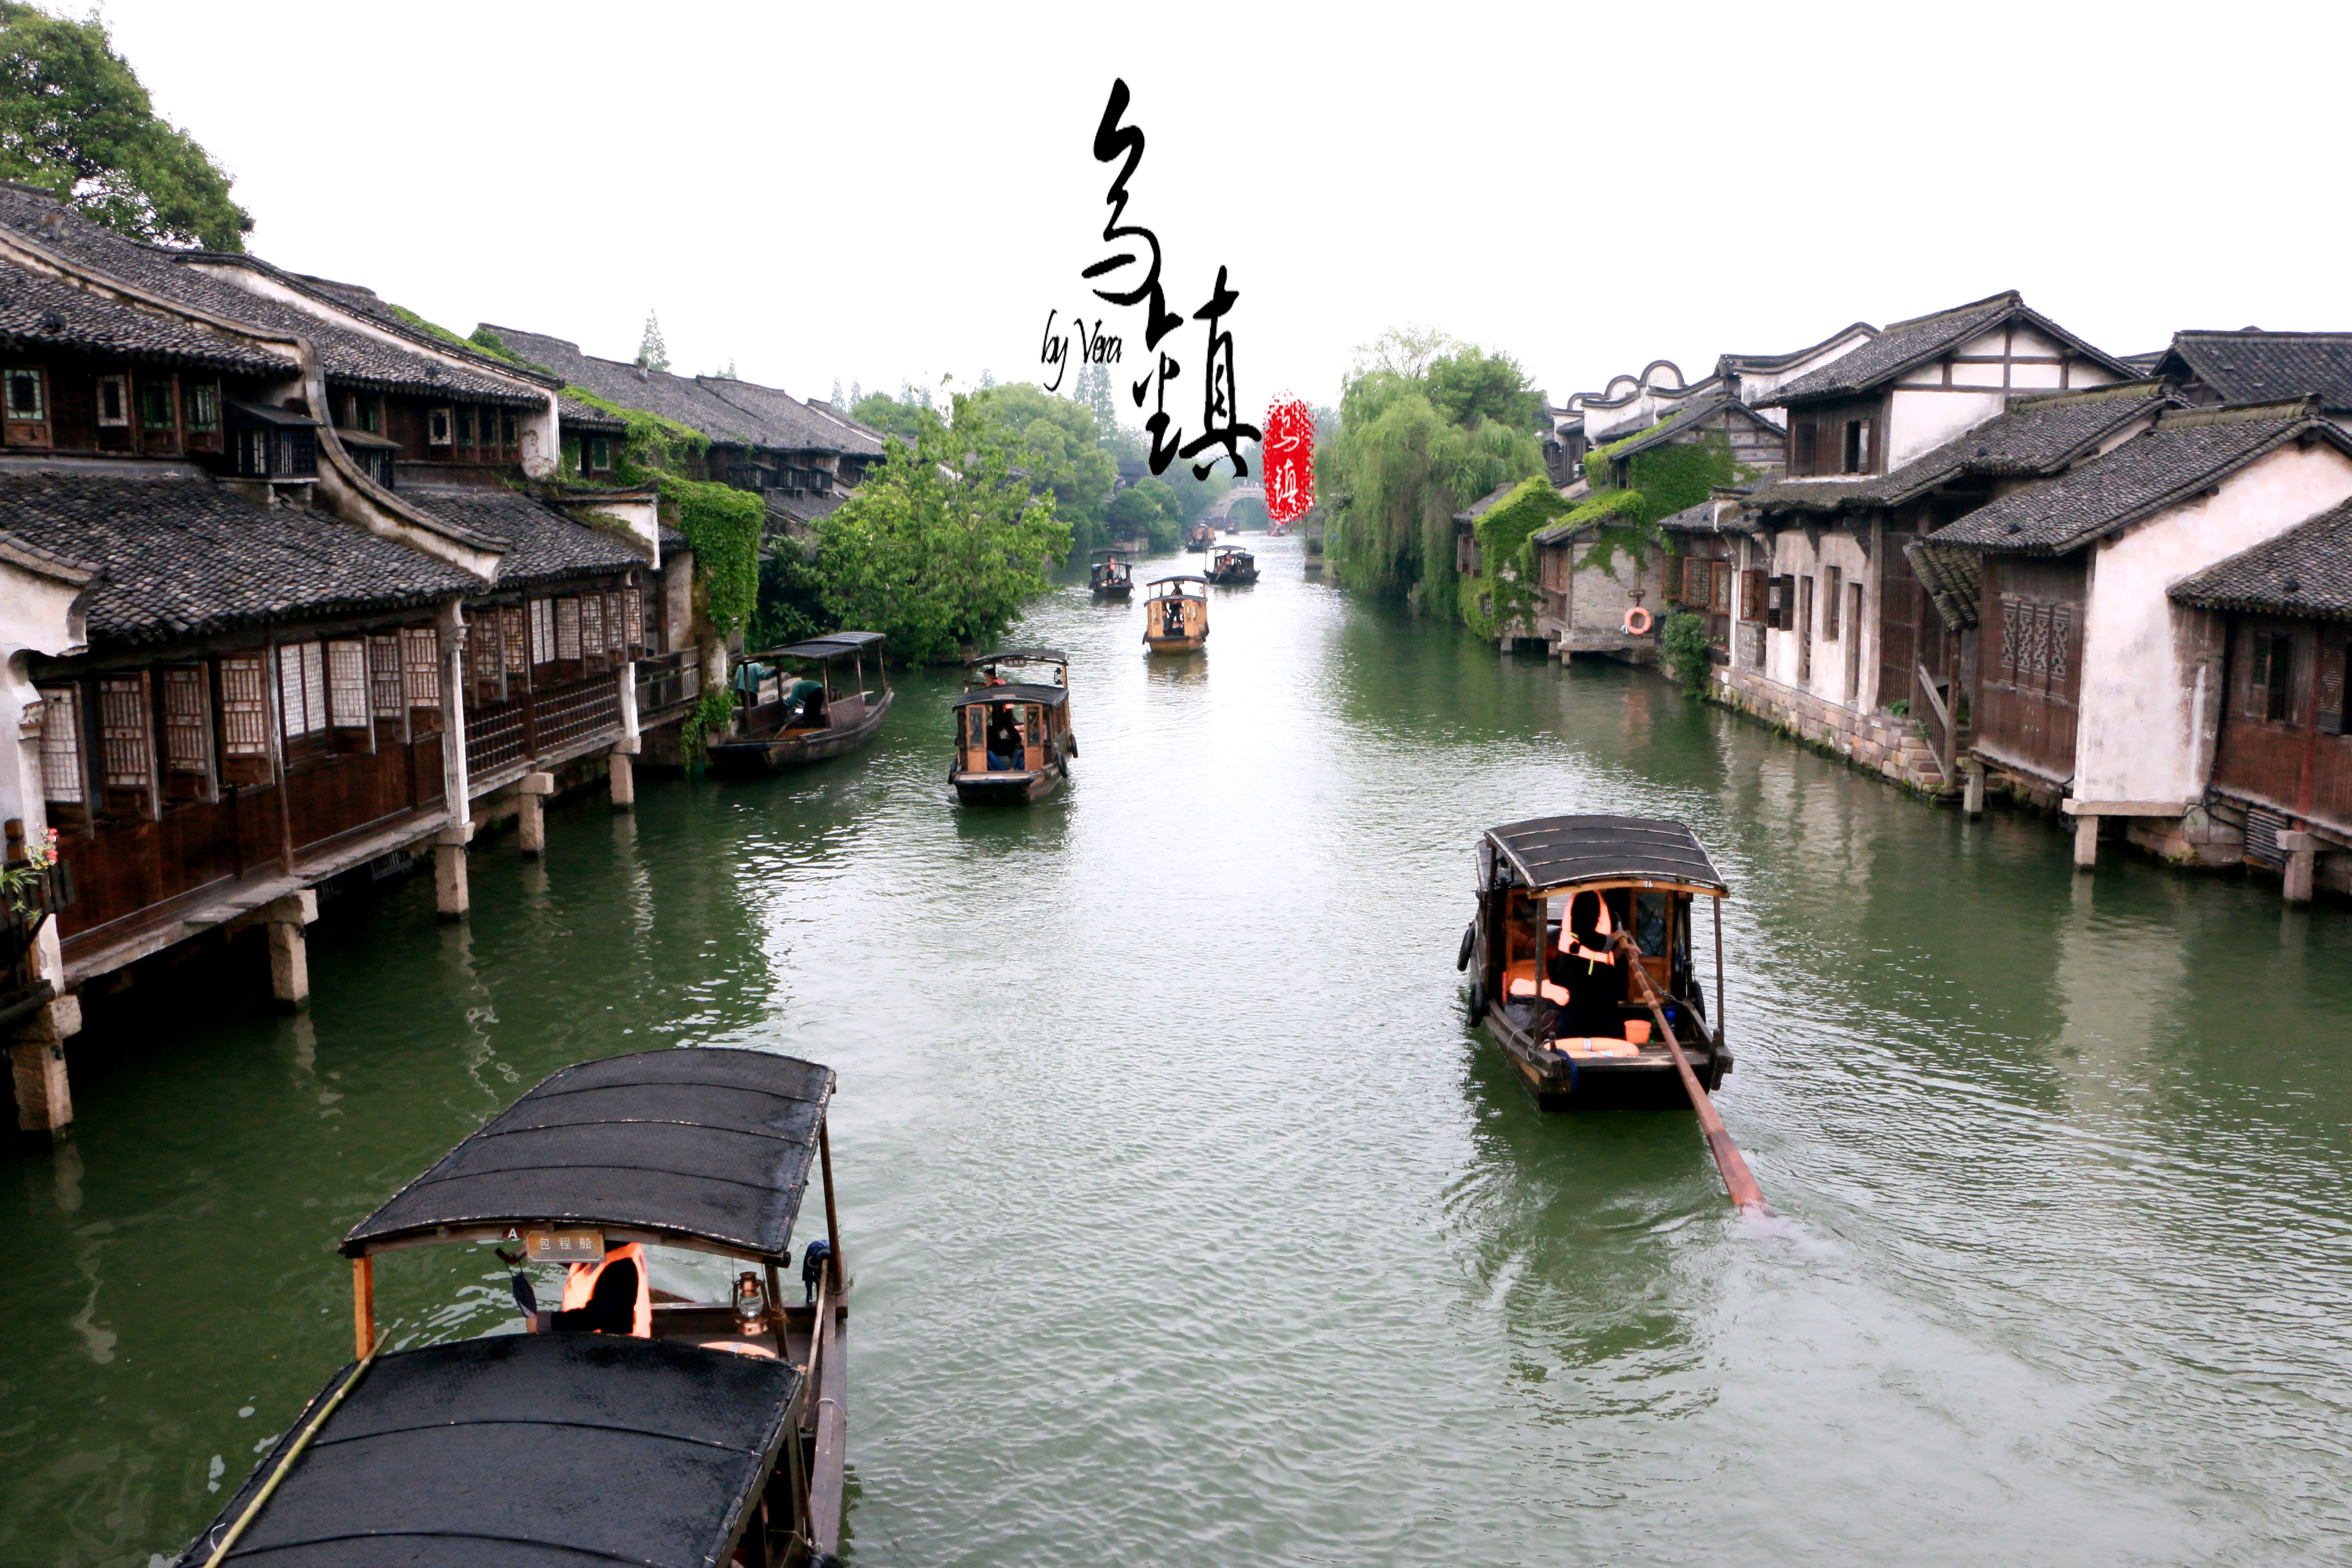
[1205,544,1258,585]
[709,630,892,776]
[1183,519,1216,552]
[1142,575,1209,653]
[176,1048,851,1568]
[1459,815,1733,1110]
[1088,548,1135,599]
[951,647,1076,805]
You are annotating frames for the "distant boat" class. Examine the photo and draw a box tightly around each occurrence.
[1183,520,1216,552]
[951,647,1076,805]
[1142,575,1209,653]
[708,631,892,775]
[1205,544,1258,585]
[1088,548,1135,599]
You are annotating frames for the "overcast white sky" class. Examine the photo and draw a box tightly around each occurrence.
[90,0,2352,422]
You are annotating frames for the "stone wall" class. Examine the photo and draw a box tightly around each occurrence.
[1712,665,1948,793]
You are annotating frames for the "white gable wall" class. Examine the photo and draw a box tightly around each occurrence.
[2073,441,2352,806]
[1883,323,2122,469]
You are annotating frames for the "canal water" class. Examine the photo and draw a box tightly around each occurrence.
[7,537,2352,1567]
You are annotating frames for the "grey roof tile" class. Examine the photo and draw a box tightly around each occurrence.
[1757,290,2133,407]
[2155,330,2352,414]
[1931,402,2349,554]
[0,255,296,376]
[397,485,645,588]
[2169,497,2352,622]
[1747,386,2172,514]
[484,326,871,457]
[0,469,475,645]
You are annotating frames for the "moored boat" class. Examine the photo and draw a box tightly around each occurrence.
[951,647,1076,805]
[1142,575,1209,653]
[1205,543,1258,585]
[176,1047,851,1568]
[709,630,892,776]
[1089,548,1135,599]
[1460,815,1732,1110]
[1183,520,1216,551]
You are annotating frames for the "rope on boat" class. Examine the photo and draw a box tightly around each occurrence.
[1612,931,1770,1216]
[201,1342,383,1566]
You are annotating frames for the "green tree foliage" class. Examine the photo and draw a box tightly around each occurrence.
[814,390,1070,664]
[849,388,929,441]
[1563,422,1743,575]
[1660,609,1712,693]
[964,381,1118,550]
[1456,477,1570,637]
[1426,346,1544,431]
[637,310,669,372]
[0,3,250,250]
[1105,484,1178,550]
[1318,344,1544,616]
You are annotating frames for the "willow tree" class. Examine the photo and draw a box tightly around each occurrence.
[1318,350,1544,617]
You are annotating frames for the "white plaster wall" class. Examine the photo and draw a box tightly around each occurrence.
[1758,528,1874,704]
[1886,387,2006,469]
[2073,441,2352,804]
[1736,328,1877,409]
[0,560,88,846]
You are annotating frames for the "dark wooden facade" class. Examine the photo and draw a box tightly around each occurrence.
[1787,395,1884,478]
[3,349,243,460]
[1971,554,2086,784]
[2211,615,2352,836]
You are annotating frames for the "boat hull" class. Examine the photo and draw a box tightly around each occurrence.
[952,762,1065,805]
[1092,584,1134,600]
[1144,634,1208,653]
[707,688,894,776]
[1483,1004,1729,1111]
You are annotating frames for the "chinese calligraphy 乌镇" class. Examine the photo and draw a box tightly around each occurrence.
[1081,79,1260,481]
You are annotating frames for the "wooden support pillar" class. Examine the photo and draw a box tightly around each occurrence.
[261,890,318,1010]
[517,772,555,858]
[2280,831,2319,904]
[2072,812,2100,871]
[435,821,472,921]
[9,994,80,1136]
[608,749,635,810]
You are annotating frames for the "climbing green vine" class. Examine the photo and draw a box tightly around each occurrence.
[1456,478,1570,638]
[678,684,735,766]
[1572,430,1743,576]
[1660,609,1712,693]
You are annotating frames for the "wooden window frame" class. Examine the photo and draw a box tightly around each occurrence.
[185,381,220,433]
[1823,566,1842,640]
[98,671,160,819]
[160,664,217,802]
[139,374,178,432]
[428,407,453,447]
[217,653,275,787]
[36,683,86,806]
[96,374,129,427]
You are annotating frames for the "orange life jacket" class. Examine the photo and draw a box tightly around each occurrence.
[1565,894,1617,968]
[561,1241,652,1338]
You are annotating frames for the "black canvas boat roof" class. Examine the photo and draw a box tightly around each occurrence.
[175,1335,799,1568]
[342,1047,834,1262]
[763,630,884,659]
[967,646,1066,665]
[950,683,1069,709]
[1148,575,1207,587]
[1486,815,1727,894]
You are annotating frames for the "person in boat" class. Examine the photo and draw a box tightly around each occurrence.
[548,1243,650,1337]
[1548,889,1626,1039]
[732,660,772,698]
[784,677,827,726]
[986,704,1023,770]
[1162,597,1185,637]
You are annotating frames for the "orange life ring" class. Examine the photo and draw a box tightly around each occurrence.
[1623,605,1653,635]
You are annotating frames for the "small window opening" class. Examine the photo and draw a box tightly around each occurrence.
[6,367,45,419]
[96,374,127,426]
[185,383,219,432]
[428,407,452,446]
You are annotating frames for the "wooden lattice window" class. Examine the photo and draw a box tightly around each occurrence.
[368,634,405,719]
[530,599,554,666]
[502,606,527,675]
[217,654,273,786]
[623,586,644,652]
[328,640,371,729]
[401,626,441,709]
[556,597,582,662]
[98,674,156,818]
[605,591,628,658]
[2320,640,2348,736]
[36,685,83,803]
[1709,561,1732,616]
[161,665,214,799]
[278,642,326,738]
[580,594,604,667]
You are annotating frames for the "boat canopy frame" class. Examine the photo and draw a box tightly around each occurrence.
[949,683,1069,710]
[1482,815,1727,899]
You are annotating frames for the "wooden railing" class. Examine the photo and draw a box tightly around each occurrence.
[634,649,701,717]
[463,674,625,779]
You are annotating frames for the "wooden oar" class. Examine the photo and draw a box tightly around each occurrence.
[202,1343,382,1566]
[1611,932,1770,1215]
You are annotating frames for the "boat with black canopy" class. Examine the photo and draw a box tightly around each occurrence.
[710,630,893,776]
[1184,519,1216,552]
[1088,548,1135,599]
[1205,543,1258,585]
[951,647,1076,805]
[1142,576,1209,653]
[1459,815,1733,1110]
[172,1046,849,1568]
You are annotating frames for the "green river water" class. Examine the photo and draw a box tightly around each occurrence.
[6,536,2351,1566]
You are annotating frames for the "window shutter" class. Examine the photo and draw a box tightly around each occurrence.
[37,684,85,803]
[502,606,527,677]
[1710,561,1733,615]
[217,654,274,786]
[402,626,442,710]
[1661,555,1683,604]
[161,665,215,800]
[556,597,582,663]
[469,617,504,706]
[1741,569,1766,622]
[2318,639,2347,736]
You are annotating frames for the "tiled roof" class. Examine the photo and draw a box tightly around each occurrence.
[2169,497,2352,622]
[397,486,645,588]
[1907,540,1982,631]
[763,487,851,529]
[1596,389,1779,462]
[1717,322,1878,377]
[0,467,475,645]
[1930,402,2350,554]
[1756,291,2134,407]
[0,185,542,403]
[1746,386,2173,515]
[484,327,867,457]
[1450,482,1518,525]
[701,377,884,457]
[557,395,627,433]
[0,255,296,375]
[2154,330,2352,414]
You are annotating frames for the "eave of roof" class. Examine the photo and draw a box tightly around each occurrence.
[2168,495,2352,622]
[1756,291,2136,408]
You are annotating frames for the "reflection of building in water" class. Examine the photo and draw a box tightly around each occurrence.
[2046,876,2184,1116]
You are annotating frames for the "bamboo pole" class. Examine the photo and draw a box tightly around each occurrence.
[351,1256,374,1360]
[203,1342,382,1568]
[1614,931,1768,1215]
[1713,895,1725,1043]
[818,1120,844,1291]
